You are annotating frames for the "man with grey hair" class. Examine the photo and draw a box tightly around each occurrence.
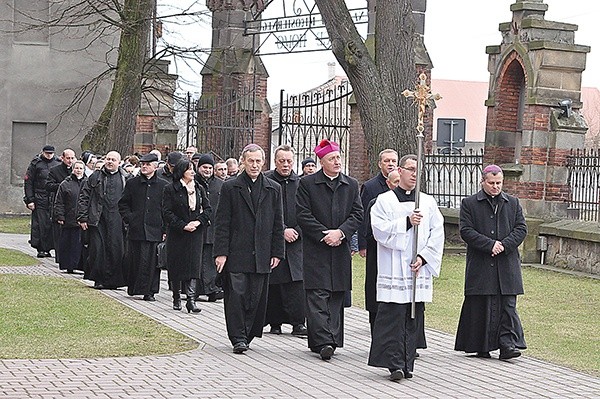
[213,144,285,354]
[264,145,307,336]
[455,164,528,360]
[357,148,398,331]
[77,151,130,289]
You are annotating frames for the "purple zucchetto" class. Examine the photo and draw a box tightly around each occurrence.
[482,164,503,175]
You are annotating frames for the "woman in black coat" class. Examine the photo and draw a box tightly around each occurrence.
[53,160,86,273]
[162,159,211,313]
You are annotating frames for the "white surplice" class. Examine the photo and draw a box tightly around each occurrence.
[370,190,445,304]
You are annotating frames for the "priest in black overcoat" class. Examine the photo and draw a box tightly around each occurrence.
[213,144,285,354]
[454,164,528,360]
[264,145,307,336]
[119,153,168,301]
[296,139,363,361]
[77,151,130,289]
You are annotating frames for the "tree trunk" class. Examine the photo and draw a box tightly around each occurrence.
[82,0,153,156]
[315,0,418,175]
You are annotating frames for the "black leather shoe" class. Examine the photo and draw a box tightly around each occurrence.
[389,369,404,381]
[143,294,156,302]
[319,345,334,361]
[291,324,308,336]
[270,325,282,335]
[93,283,104,290]
[475,352,491,358]
[403,370,413,379]
[37,251,46,258]
[499,347,521,360]
[233,342,248,354]
[172,298,182,311]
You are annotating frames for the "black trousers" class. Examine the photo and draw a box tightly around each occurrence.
[222,272,269,346]
[305,289,345,351]
[265,280,306,327]
[368,302,424,373]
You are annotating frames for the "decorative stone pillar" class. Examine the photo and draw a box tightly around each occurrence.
[483,0,589,219]
[200,0,270,162]
[135,59,179,157]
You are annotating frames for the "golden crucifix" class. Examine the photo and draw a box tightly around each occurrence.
[401,73,442,319]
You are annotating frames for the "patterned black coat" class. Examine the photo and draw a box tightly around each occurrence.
[460,190,528,296]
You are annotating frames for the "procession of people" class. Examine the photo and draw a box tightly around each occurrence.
[24,139,527,381]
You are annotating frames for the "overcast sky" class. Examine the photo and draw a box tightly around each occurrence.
[162,1,599,105]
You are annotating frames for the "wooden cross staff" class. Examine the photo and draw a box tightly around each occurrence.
[401,73,442,319]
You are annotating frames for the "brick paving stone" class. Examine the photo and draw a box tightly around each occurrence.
[1,233,599,398]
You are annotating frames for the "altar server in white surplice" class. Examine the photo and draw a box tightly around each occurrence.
[367,154,444,381]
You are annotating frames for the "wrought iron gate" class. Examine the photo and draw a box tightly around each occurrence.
[277,81,352,172]
[195,86,258,160]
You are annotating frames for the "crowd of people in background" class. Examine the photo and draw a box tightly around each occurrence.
[23,140,527,381]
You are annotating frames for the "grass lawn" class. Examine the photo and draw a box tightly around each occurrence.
[0,274,198,358]
[0,248,38,266]
[352,253,600,376]
[0,215,30,234]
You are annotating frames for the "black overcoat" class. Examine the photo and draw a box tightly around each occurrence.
[23,155,60,209]
[119,173,168,242]
[77,167,130,227]
[213,172,285,274]
[53,174,86,228]
[162,180,211,282]
[358,172,388,250]
[460,190,527,296]
[296,170,363,292]
[265,169,303,283]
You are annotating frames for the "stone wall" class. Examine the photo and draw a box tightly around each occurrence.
[539,220,600,275]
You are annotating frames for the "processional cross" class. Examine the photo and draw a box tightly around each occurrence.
[401,73,442,318]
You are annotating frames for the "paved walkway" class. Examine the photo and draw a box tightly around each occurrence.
[0,233,598,398]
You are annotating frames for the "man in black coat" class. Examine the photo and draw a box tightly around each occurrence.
[296,139,363,361]
[77,151,130,289]
[194,153,224,302]
[46,148,77,263]
[454,164,528,360]
[264,145,307,336]
[357,148,398,330]
[24,145,60,258]
[119,153,168,301]
[213,144,285,354]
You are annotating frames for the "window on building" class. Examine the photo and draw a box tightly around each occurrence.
[13,0,49,44]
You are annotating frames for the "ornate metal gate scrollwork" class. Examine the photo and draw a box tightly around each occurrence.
[277,81,352,172]
[196,86,257,160]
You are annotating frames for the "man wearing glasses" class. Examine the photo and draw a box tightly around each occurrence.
[368,154,444,381]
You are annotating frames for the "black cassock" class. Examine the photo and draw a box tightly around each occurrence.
[87,172,126,288]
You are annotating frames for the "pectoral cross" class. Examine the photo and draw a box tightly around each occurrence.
[402,73,442,137]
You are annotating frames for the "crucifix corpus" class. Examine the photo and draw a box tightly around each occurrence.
[401,73,442,319]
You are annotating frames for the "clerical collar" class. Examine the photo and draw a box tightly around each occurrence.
[323,170,339,180]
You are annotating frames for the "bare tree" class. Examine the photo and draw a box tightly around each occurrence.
[5,0,211,156]
[315,0,420,173]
